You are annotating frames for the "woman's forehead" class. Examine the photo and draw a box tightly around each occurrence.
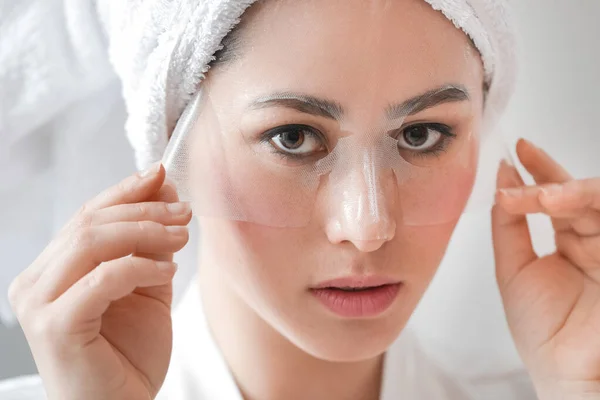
[214,0,484,110]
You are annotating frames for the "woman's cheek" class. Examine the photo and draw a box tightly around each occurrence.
[396,221,460,286]
[212,221,308,283]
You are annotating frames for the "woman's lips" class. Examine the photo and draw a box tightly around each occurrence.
[310,277,401,318]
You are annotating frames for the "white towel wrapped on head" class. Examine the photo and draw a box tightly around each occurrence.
[95,0,257,170]
[98,0,517,170]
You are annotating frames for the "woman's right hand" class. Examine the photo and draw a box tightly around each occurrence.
[8,163,192,400]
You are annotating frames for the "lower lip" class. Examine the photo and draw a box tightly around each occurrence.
[311,283,401,318]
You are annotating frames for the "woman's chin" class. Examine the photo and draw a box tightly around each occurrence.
[283,315,409,363]
[294,334,400,363]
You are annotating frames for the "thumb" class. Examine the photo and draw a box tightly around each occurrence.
[492,159,538,290]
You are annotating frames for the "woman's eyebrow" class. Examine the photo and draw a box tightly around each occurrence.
[249,92,344,120]
[386,84,470,119]
[248,84,468,121]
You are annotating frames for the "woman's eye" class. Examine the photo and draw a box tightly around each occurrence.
[267,125,326,156]
[397,124,454,153]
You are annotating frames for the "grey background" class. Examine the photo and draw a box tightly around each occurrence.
[2,0,600,383]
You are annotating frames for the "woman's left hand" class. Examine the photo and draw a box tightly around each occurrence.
[493,138,600,400]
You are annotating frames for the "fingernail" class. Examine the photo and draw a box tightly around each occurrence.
[522,138,546,154]
[498,159,521,187]
[517,137,531,148]
[498,159,510,177]
[499,188,522,197]
[140,162,162,178]
[166,202,191,214]
[156,261,178,273]
[500,157,515,168]
[540,184,563,198]
[165,225,188,236]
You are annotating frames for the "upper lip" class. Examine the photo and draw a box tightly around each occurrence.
[312,276,400,289]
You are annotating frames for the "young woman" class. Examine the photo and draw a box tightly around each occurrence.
[3,0,600,399]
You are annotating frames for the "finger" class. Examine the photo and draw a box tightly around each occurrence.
[133,180,182,264]
[131,181,183,304]
[148,179,179,204]
[496,185,548,215]
[50,257,177,336]
[59,163,166,238]
[18,164,168,288]
[540,179,600,235]
[492,160,538,290]
[556,231,600,281]
[497,179,600,235]
[518,137,570,223]
[497,181,594,217]
[516,138,572,184]
[90,201,192,226]
[84,163,166,211]
[516,138,573,233]
[34,221,189,302]
[540,178,600,212]
[515,137,600,238]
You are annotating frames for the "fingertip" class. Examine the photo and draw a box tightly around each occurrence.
[156,261,178,276]
[181,205,194,225]
[494,188,511,208]
[150,177,180,203]
[497,159,523,189]
[496,159,509,187]
[163,180,179,200]
[86,163,166,210]
[139,162,164,179]
[134,162,166,195]
[515,138,538,164]
[517,137,539,152]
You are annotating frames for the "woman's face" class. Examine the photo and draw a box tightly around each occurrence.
[195,0,484,361]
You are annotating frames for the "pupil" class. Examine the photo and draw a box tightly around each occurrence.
[281,130,304,149]
[404,126,428,147]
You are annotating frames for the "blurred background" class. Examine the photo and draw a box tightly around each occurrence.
[1,0,599,390]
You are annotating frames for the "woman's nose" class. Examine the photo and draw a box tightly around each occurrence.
[324,155,397,252]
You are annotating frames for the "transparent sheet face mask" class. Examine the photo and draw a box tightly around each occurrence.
[162,0,510,240]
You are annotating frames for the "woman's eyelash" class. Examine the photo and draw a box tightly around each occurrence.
[259,124,327,160]
[259,124,324,143]
[398,122,456,139]
[258,122,457,160]
[398,122,457,158]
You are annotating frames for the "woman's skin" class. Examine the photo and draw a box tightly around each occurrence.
[7,1,600,400]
